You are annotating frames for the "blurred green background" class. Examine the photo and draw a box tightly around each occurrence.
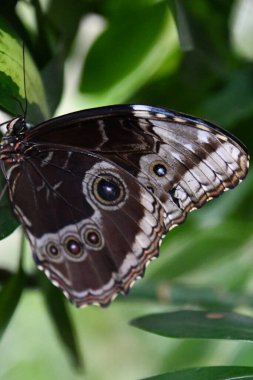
[0,0,253,379]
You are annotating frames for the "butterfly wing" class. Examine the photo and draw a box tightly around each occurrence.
[5,105,249,306]
[5,144,164,306]
[26,104,249,230]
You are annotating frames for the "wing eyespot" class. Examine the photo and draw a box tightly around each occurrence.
[150,160,168,178]
[46,242,61,259]
[64,236,83,257]
[83,226,104,250]
[92,174,126,206]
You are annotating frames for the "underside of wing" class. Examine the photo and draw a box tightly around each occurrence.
[10,104,249,306]
[6,146,164,306]
[25,105,249,232]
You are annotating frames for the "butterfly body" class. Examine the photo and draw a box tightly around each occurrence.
[0,105,249,307]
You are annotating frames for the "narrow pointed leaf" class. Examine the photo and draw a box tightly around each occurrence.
[169,0,194,51]
[0,243,25,338]
[131,310,253,340]
[38,272,83,370]
[128,281,253,310]
[142,366,253,380]
[0,171,19,239]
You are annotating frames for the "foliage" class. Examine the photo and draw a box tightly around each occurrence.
[0,0,252,379]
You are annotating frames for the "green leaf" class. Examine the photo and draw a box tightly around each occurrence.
[128,282,253,310]
[151,221,253,281]
[169,0,194,51]
[46,0,87,54]
[41,50,65,115]
[0,171,19,239]
[0,17,49,124]
[131,310,253,340]
[0,238,25,338]
[0,18,50,239]
[38,272,83,370]
[80,1,177,106]
[200,67,253,127]
[168,1,234,64]
[141,366,253,380]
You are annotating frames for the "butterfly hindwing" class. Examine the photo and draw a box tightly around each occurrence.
[6,145,164,306]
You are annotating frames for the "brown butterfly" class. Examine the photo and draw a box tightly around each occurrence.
[0,105,249,307]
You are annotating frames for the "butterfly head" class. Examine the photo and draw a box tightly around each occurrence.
[6,117,27,136]
[0,117,28,163]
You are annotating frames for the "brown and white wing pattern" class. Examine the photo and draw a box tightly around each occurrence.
[109,105,249,230]
[1,104,249,307]
[4,146,164,306]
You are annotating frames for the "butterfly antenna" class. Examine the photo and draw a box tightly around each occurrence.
[0,120,10,128]
[22,42,28,120]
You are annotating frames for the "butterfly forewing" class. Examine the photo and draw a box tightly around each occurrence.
[1,105,249,307]
[28,105,248,230]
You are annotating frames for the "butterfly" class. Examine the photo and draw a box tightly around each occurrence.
[0,104,249,307]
